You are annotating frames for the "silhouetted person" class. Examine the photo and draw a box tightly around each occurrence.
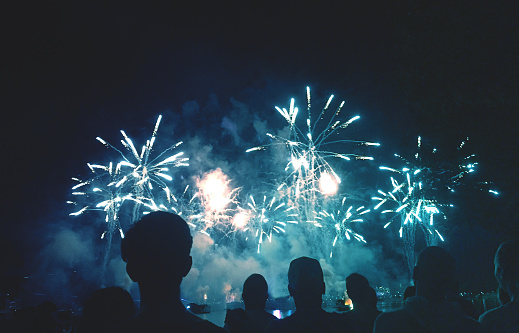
[267,256,345,333]
[479,240,519,332]
[342,273,381,333]
[374,246,482,333]
[113,211,224,332]
[81,286,136,333]
[345,273,370,303]
[446,279,479,320]
[224,273,277,333]
[403,285,416,301]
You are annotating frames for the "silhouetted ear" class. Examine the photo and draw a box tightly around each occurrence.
[180,255,192,278]
[412,266,419,281]
[288,284,295,298]
[125,262,139,282]
[322,282,326,295]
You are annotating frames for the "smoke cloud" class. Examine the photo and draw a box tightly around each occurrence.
[30,90,406,310]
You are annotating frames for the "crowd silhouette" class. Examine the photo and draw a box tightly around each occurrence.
[1,211,517,332]
[224,273,277,333]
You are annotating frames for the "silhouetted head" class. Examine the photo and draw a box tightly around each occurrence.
[366,286,378,307]
[494,240,519,298]
[121,212,193,285]
[288,257,325,308]
[81,287,136,332]
[403,285,416,301]
[346,273,370,303]
[412,246,456,300]
[242,274,269,310]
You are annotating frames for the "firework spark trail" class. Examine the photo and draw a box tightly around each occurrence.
[233,194,299,253]
[69,115,189,237]
[94,115,189,224]
[247,87,379,225]
[168,185,209,235]
[133,184,213,238]
[372,136,497,277]
[68,162,128,238]
[315,197,370,258]
[372,167,444,275]
[68,161,130,282]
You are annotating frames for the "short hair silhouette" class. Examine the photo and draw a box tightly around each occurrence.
[494,240,519,293]
[412,245,456,298]
[121,211,193,283]
[242,273,269,310]
[115,212,224,332]
[269,257,343,332]
[374,246,482,333]
[287,256,326,310]
[288,256,324,293]
[366,286,378,307]
[478,240,519,332]
[345,273,370,302]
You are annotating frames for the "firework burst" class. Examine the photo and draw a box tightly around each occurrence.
[234,194,298,253]
[93,115,189,223]
[247,87,379,223]
[315,197,370,258]
[69,161,130,239]
[372,136,497,276]
[69,115,189,237]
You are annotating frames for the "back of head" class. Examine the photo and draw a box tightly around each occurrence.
[82,287,136,332]
[121,212,193,283]
[242,274,269,310]
[494,240,519,296]
[413,246,456,298]
[366,286,378,308]
[288,257,325,306]
[346,273,370,303]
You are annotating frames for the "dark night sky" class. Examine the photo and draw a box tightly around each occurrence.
[2,0,519,297]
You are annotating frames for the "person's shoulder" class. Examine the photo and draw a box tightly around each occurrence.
[456,314,483,333]
[479,302,519,332]
[479,304,503,324]
[111,313,225,333]
[268,309,344,332]
[267,315,291,333]
[375,308,409,322]
[190,319,227,333]
[264,310,278,320]
[373,309,415,333]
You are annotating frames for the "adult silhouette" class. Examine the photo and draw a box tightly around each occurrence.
[113,211,224,332]
[342,273,381,333]
[224,273,277,333]
[374,246,482,333]
[479,240,519,332]
[267,256,344,333]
